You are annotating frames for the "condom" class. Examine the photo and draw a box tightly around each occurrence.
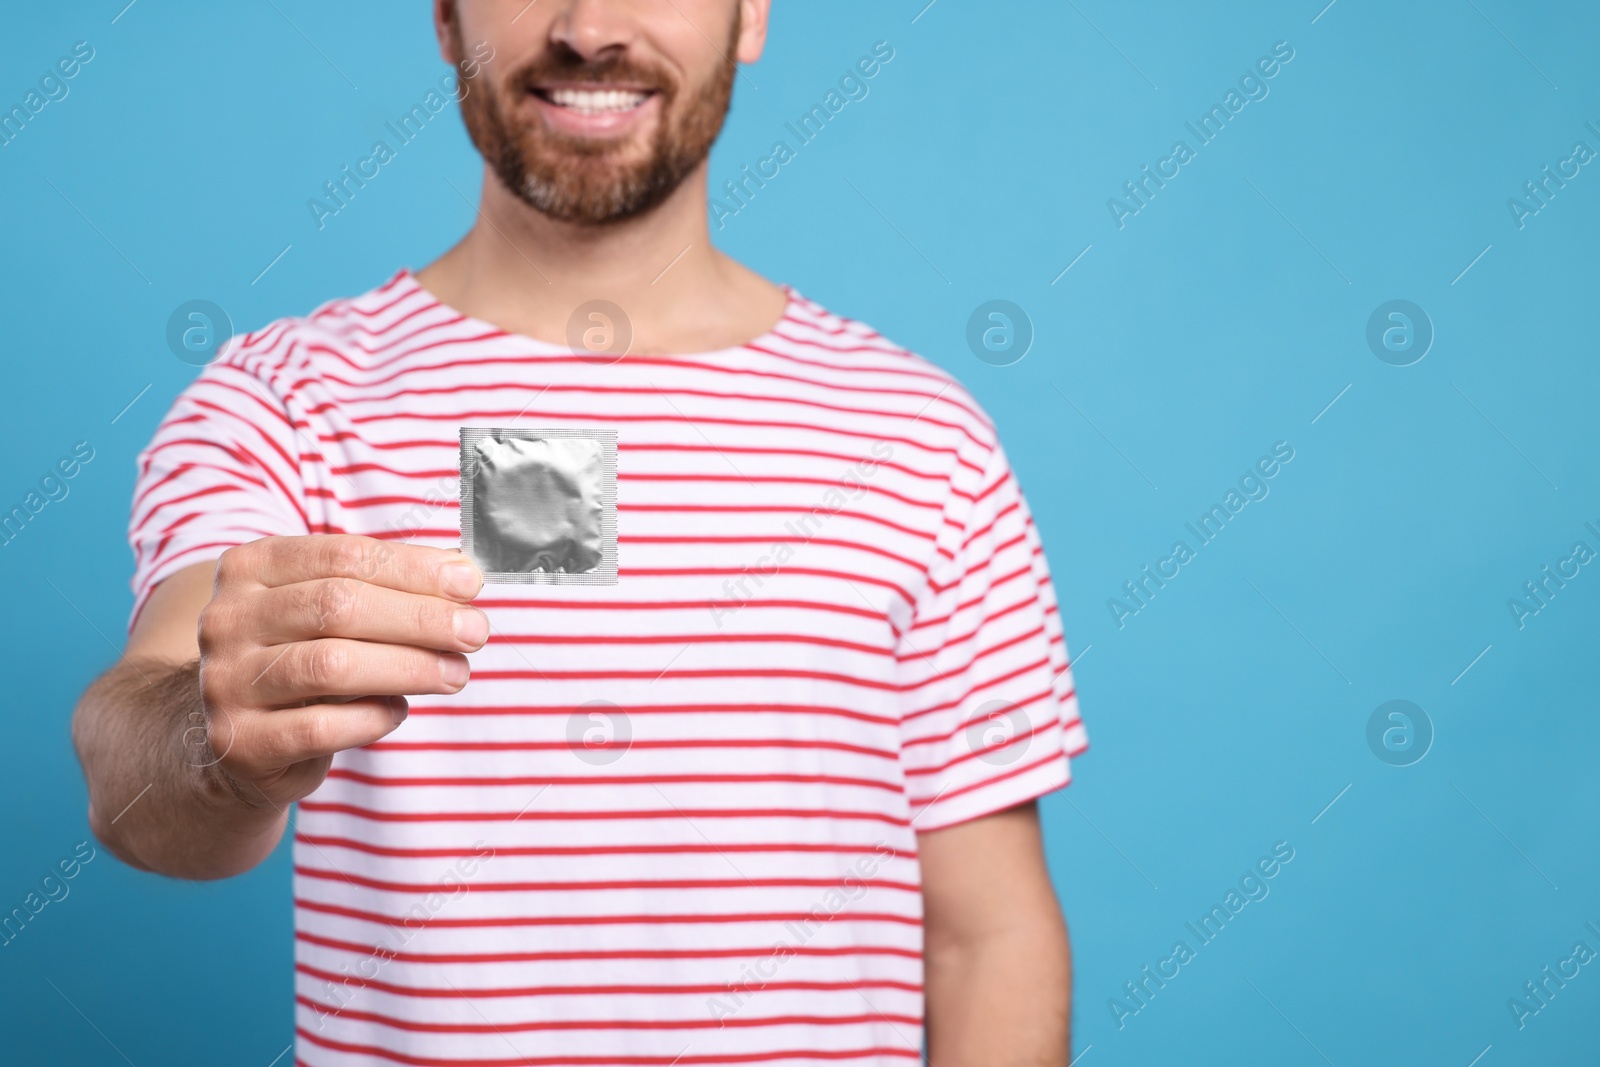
[460,427,617,584]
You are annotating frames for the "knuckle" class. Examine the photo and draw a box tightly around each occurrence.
[311,578,359,632]
[197,663,230,712]
[221,715,276,776]
[371,541,398,574]
[218,538,283,590]
[196,600,229,650]
[415,597,452,644]
[301,641,350,690]
[214,545,243,584]
[203,708,236,762]
[320,536,370,580]
[286,710,333,761]
[413,649,451,690]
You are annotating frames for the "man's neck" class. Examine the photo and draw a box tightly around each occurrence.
[414,163,788,356]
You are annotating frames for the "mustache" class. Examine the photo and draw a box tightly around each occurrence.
[513,48,674,95]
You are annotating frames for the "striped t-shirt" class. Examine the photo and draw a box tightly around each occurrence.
[128,268,1089,1067]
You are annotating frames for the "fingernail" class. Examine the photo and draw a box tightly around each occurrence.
[390,695,409,726]
[442,561,481,599]
[453,608,490,647]
[439,654,470,689]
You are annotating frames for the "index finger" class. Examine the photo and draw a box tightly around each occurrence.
[225,535,482,602]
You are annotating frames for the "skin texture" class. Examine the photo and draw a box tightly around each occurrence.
[70,2,1074,1061]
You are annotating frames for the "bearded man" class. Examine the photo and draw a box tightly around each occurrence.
[72,3,1089,1063]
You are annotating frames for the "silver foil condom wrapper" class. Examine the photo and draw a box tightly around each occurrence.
[459,427,618,584]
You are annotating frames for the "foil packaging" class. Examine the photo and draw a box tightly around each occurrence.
[459,427,618,584]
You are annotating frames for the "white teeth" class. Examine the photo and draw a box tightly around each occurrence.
[546,87,649,113]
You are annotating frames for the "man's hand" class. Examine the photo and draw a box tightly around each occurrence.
[72,534,486,879]
[919,801,1073,1065]
[196,534,487,808]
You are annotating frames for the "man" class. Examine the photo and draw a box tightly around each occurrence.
[71,1,1089,1063]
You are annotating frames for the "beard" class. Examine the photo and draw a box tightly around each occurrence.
[454,16,739,225]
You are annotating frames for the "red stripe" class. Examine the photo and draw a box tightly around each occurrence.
[153,408,310,528]
[362,738,899,760]
[321,293,435,338]
[467,666,902,691]
[909,748,1069,810]
[294,961,921,1000]
[302,356,984,428]
[295,928,921,965]
[330,404,976,459]
[913,566,1033,627]
[324,769,903,794]
[615,567,913,604]
[468,596,883,619]
[299,329,514,373]
[926,556,1030,597]
[900,689,1058,754]
[135,480,242,518]
[228,316,294,354]
[131,461,264,516]
[896,626,1048,693]
[295,993,920,1033]
[310,275,413,323]
[909,585,1040,636]
[602,504,938,542]
[294,864,919,895]
[960,499,1023,553]
[750,337,950,385]
[402,702,898,727]
[136,436,265,481]
[295,1026,920,1065]
[894,597,1035,662]
[287,376,973,438]
[136,537,257,577]
[191,376,298,435]
[295,897,922,928]
[908,715,1064,778]
[619,475,941,512]
[485,632,894,657]
[298,801,910,826]
[899,656,1055,723]
[295,834,909,860]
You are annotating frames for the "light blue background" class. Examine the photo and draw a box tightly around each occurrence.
[4,1,1599,1064]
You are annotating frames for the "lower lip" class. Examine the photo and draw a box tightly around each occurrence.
[528,91,660,138]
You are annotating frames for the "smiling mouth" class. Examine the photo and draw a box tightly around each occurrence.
[531,86,656,114]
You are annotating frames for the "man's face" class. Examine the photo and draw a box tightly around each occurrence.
[444,0,762,225]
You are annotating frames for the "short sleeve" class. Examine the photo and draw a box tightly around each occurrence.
[127,345,310,631]
[895,439,1088,832]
